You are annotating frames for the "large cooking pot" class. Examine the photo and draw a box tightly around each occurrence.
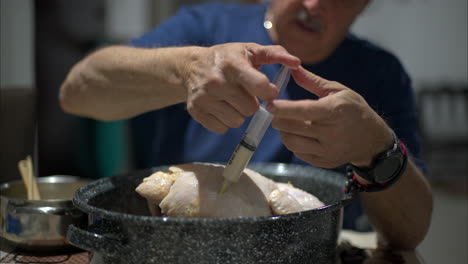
[0,175,91,253]
[68,163,354,264]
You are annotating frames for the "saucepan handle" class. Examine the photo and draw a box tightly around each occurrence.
[67,221,125,256]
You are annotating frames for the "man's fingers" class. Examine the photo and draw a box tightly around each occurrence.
[279,132,322,154]
[233,68,279,102]
[224,86,260,117]
[266,99,331,121]
[201,113,229,134]
[291,66,341,98]
[209,101,246,128]
[243,44,299,102]
[272,117,321,139]
[248,44,301,69]
[187,106,228,134]
[226,44,300,102]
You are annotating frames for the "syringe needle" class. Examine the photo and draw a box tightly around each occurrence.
[218,180,231,195]
[218,138,255,194]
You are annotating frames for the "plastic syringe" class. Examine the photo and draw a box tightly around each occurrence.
[219,66,291,194]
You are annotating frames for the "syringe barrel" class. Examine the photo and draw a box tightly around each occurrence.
[221,66,290,185]
[242,66,290,149]
[222,143,254,182]
[242,105,272,148]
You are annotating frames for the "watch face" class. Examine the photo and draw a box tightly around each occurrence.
[374,155,402,184]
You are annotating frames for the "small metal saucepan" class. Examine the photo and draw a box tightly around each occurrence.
[0,175,91,253]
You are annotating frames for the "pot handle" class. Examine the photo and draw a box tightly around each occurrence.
[67,222,125,256]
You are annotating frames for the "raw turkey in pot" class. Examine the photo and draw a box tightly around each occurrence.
[68,163,354,264]
[135,163,324,218]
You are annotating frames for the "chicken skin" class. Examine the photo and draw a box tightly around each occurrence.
[135,163,324,218]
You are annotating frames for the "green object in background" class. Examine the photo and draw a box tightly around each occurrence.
[76,118,97,178]
[95,120,128,178]
[76,118,128,179]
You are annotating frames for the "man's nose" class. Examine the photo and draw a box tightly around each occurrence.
[302,0,323,13]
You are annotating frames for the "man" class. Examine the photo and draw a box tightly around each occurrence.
[60,0,432,249]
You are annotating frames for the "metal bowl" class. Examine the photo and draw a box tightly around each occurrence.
[68,163,355,264]
[0,175,92,253]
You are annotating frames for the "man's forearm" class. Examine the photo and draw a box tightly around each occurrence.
[359,159,433,249]
[59,45,201,120]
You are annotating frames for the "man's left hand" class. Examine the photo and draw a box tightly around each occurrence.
[267,66,393,168]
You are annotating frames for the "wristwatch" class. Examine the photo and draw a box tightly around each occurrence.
[346,130,408,192]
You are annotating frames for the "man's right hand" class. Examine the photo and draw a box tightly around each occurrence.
[182,43,300,134]
[59,44,299,123]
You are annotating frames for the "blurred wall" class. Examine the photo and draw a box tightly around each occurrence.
[352,0,468,87]
[0,0,34,88]
[105,0,152,41]
[0,0,35,183]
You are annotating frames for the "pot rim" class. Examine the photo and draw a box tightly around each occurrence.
[72,163,355,225]
[0,175,93,203]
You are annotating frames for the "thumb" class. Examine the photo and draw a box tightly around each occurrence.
[291,66,343,98]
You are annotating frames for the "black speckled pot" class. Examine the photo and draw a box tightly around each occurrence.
[67,163,354,264]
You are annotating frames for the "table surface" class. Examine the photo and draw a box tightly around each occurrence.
[1,230,423,264]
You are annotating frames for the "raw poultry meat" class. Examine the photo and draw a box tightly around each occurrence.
[135,163,324,218]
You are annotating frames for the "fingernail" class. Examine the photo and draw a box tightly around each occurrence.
[290,65,301,72]
[266,103,275,113]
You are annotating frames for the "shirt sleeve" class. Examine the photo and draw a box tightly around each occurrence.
[128,5,212,48]
[374,54,427,173]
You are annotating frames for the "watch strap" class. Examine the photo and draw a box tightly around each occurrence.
[345,138,408,193]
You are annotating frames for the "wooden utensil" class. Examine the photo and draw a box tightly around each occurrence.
[17,156,41,200]
[27,155,41,200]
[18,160,32,199]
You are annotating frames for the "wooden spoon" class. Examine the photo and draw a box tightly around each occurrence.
[18,160,32,200]
[17,156,41,200]
[26,155,41,200]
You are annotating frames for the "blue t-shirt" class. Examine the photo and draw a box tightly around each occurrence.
[129,3,425,229]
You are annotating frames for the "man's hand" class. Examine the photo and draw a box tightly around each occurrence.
[269,67,433,250]
[267,66,393,168]
[183,43,300,134]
